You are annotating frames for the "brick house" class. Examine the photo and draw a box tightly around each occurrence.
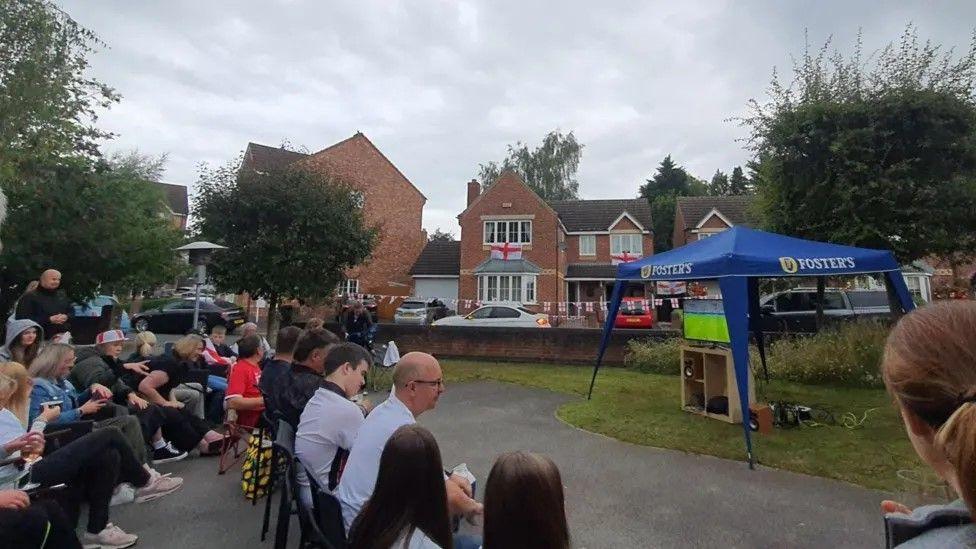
[241,133,427,302]
[153,182,189,231]
[672,195,756,248]
[413,171,652,315]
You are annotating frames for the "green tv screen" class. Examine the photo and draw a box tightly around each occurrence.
[683,299,730,343]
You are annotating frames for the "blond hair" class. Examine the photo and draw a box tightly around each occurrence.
[134,331,158,358]
[172,334,204,360]
[29,343,75,380]
[883,301,976,517]
[0,362,32,426]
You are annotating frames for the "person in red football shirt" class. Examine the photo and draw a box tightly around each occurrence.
[224,335,265,429]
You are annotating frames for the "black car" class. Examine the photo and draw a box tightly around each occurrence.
[132,298,247,334]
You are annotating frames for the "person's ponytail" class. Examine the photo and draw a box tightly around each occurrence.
[138,341,152,357]
[936,400,976,515]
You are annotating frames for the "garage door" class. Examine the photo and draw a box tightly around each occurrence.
[414,278,458,301]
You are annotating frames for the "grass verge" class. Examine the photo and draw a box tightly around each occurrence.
[441,359,922,492]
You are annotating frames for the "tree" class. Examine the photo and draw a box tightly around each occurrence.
[728,166,750,195]
[639,155,706,252]
[193,161,377,340]
[479,130,582,201]
[0,0,119,176]
[428,228,454,242]
[742,26,976,262]
[0,156,184,316]
[708,170,730,196]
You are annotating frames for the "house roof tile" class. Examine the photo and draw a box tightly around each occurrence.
[675,195,756,229]
[409,240,461,276]
[550,199,653,232]
[154,182,189,216]
[242,142,309,173]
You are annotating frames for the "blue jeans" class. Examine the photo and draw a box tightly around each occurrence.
[208,375,227,392]
[454,535,481,549]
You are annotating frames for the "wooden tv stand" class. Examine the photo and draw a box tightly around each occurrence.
[679,343,755,424]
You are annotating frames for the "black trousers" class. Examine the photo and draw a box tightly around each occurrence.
[30,428,149,534]
[0,499,81,549]
[135,404,211,452]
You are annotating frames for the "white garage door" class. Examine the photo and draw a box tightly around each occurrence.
[414,278,458,301]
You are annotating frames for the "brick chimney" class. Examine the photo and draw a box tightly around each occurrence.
[466,179,481,207]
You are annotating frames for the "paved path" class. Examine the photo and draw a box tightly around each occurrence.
[112,381,887,548]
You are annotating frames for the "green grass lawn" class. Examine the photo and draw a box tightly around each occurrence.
[440,359,924,492]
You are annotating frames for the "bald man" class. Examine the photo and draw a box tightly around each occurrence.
[337,352,481,535]
[15,269,72,341]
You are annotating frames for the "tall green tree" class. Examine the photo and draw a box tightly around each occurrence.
[479,130,582,200]
[728,166,750,195]
[0,156,184,315]
[0,0,119,176]
[639,155,705,252]
[428,228,454,242]
[742,26,976,262]
[194,161,377,339]
[708,170,730,196]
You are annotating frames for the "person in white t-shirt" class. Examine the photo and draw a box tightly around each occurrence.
[295,343,371,505]
[337,352,481,536]
[346,423,453,549]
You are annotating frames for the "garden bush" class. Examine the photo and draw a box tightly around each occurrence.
[624,321,890,387]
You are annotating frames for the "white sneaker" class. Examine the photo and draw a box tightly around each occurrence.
[109,483,135,507]
[134,469,183,503]
[81,523,138,548]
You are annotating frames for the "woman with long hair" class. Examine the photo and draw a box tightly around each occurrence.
[0,319,43,367]
[126,331,158,363]
[881,301,976,546]
[483,452,570,549]
[348,424,453,549]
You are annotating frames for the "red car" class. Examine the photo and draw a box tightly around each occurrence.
[614,297,654,329]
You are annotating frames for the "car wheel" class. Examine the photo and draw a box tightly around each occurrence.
[134,318,150,333]
[196,319,209,333]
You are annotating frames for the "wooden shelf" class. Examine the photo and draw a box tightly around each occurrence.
[679,343,755,425]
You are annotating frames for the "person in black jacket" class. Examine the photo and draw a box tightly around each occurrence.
[14,269,72,341]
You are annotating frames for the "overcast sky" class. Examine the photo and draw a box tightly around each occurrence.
[62,0,975,235]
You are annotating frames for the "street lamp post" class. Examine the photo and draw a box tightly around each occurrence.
[175,241,227,332]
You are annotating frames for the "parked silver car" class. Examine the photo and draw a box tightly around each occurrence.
[394,298,451,325]
[432,303,551,328]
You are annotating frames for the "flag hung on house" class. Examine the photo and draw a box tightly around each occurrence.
[490,242,522,260]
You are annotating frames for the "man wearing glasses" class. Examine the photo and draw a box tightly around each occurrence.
[337,352,481,534]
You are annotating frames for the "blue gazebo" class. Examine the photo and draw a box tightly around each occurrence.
[589,226,916,467]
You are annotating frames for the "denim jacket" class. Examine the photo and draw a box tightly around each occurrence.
[29,376,92,425]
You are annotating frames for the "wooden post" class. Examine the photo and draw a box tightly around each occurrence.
[815,276,825,332]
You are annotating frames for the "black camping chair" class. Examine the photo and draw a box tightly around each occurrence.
[261,409,286,542]
[305,463,347,548]
[272,418,333,549]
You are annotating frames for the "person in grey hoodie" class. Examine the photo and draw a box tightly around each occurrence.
[0,319,43,367]
[881,301,976,548]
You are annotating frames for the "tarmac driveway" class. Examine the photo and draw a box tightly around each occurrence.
[113,381,887,548]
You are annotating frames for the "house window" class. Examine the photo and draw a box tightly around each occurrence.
[339,279,359,295]
[483,220,532,245]
[477,275,537,304]
[579,235,596,256]
[697,229,724,240]
[351,191,365,209]
[610,234,642,255]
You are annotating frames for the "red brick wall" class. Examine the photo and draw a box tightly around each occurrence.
[457,172,563,311]
[299,134,427,294]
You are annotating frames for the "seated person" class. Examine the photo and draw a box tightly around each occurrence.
[482,452,570,549]
[70,330,189,463]
[125,331,159,364]
[2,361,179,548]
[209,325,236,358]
[347,424,460,549]
[271,328,339,428]
[342,301,373,349]
[224,335,264,429]
[259,326,301,415]
[139,334,225,455]
[230,323,273,359]
[0,490,81,549]
[337,352,480,533]
[0,319,43,368]
[295,343,371,504]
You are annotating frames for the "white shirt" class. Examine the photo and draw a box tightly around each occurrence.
[337,390,415,531]
[394,528,440,549]
[295,386,364,502]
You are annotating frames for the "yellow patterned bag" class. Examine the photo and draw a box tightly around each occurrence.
[241,429,273,500]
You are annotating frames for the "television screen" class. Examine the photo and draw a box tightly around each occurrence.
[683,299,730,343]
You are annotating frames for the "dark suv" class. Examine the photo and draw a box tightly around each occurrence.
[759,288,891,333]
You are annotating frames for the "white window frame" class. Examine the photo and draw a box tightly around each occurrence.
[477,274,537,304]
[351,191,365,209]
[697,229,724,241]
[339,279,359,295]
[610,234,642,255]
[483,220,532,245]
[579,235,596,256]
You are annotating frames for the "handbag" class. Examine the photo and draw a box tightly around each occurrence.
[241,428,273,500]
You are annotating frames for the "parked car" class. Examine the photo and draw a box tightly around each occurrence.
[394,298,453,325]
[131,298,247,334]
[614,297,654,329]
[759,288,890,333]
[432,303,550,328]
